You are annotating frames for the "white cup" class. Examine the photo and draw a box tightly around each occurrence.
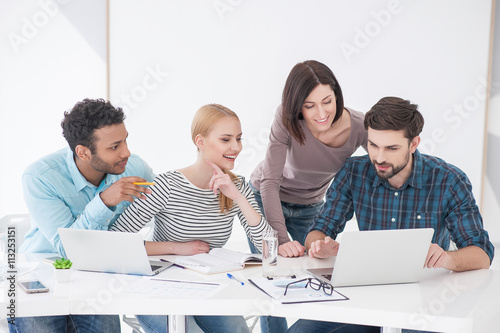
[262,230,278,277]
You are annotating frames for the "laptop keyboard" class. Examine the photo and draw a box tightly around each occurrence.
[322,274,332,280]
[151,264,163,271]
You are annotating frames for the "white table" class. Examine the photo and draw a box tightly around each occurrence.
[4,253,500,333]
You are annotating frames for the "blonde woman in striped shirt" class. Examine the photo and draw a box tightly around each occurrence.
[111,104,272,333]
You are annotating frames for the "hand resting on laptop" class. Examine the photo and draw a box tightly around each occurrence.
[307,233,339,258]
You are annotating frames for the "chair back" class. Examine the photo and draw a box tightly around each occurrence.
[0,214,31,246]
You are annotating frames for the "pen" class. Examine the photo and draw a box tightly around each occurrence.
[133,182,155,185]
[227,273,244,286]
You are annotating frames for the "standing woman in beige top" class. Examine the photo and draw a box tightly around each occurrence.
[250,60,367,258]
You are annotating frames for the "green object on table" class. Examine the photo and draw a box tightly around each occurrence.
[53,258,73,269]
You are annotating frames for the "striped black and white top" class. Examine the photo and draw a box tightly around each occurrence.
[110,170,271,251]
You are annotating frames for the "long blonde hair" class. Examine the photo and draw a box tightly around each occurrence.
[191,104,240,213]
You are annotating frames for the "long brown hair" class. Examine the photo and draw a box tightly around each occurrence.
[191,104,240,213]
[282,60,344,145]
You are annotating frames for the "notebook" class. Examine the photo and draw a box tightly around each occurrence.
[174,248,262,274]
[307,228,434,287]
[58,228,173,276]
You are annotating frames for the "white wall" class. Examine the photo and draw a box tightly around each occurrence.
[483,1,500,243]
[0,0,107,218]
[108,0,495,239]
[1,0,497,242]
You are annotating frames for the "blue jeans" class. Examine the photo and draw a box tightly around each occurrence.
[247,184,324,253]
[8,315,120,333]
[248,184,325,333]
[136,315,250,333]
[288,320,381,332]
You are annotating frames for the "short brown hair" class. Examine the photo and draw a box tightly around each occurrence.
[364,97,424,140]
[282,60,344,145]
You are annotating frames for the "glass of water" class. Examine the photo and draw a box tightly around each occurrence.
[262,229,278,277]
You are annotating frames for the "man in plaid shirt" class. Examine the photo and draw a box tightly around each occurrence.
[306,96,494,272]
[288,96,494,333]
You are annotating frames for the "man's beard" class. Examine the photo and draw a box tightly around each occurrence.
[90,154,126,175]
[372,151,410,180]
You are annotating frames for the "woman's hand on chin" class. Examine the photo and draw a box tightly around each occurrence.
[207,160,242,201]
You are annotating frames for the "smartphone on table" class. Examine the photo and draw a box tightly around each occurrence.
[19,280,49,294]
[42,256,62,264]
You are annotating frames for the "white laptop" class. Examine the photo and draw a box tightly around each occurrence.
[58,228,173,276]
[307,228,434,287]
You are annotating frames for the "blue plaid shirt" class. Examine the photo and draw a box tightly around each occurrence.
[310,149,494,263]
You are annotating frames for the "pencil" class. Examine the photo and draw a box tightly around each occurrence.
[133,182,155,185]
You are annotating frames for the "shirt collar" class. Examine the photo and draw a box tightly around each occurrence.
[66,148,90,192]
[102,173,120,189]
[372,149,423,190]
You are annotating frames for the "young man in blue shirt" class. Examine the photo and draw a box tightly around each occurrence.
[289,97,494,333]
[9,99,155,333]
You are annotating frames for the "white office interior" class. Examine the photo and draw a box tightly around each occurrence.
[1,0,499,242]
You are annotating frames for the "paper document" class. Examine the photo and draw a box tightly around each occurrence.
[249,276,349,304]
[125,278,225,299]
[174,248,262,274]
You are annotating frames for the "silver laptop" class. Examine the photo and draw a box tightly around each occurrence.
[58,228,173,276]
[307,228,434,287]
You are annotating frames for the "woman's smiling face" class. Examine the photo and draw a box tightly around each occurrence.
[301,84,337,135]
[199,116,242,171]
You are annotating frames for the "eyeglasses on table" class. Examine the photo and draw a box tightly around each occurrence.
[283,277,334,296]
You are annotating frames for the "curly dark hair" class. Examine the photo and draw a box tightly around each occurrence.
[61,98,125,154]
[364,97,424,140]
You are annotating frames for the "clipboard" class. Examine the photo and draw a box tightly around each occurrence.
[248,276,349,304]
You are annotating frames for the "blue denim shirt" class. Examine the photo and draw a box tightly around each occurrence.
[19,147,155,256]
[310,150,495,263]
